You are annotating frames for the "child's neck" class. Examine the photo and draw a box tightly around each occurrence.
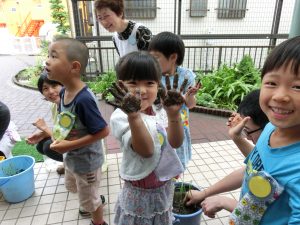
[63,80,85,104]
[142,106,155,116]
[270,126,300,148]
[165,66,178,76]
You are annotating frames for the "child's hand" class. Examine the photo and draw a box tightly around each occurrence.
[200,195,228,218]
[109,81,141,114]
[50,140,72,154]
[186,79,201,97]
[227,112,250,140]
[26,131,47,145]
[184,189,206,206]
[33,118,48,132]
[158,74,187,114]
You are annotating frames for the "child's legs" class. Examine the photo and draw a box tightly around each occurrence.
[64,166,77,193]
[76,168,103,223]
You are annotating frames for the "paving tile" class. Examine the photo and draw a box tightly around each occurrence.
[19,206,37,217]
[16,216,33,225]
[47,211,64,224]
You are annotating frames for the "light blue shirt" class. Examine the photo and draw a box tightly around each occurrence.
[241,123,300,224]
[161,66,196,169]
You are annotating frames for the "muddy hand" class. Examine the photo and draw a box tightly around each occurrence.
[186,78,201,96]
[161,74,187,107]
[109,81,141,114]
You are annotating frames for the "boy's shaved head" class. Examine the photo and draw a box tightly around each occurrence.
[53,37,89,74]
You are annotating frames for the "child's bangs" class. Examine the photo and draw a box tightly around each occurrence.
[130,61,160,82]
[116,51,161,82]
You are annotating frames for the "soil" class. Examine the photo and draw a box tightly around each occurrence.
[172,183,201,215]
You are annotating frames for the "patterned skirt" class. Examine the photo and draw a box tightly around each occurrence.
[114,179,175,225]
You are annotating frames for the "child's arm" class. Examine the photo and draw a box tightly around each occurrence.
[227,113,254,157]
[32,118,52,137]
[185,167,245,205]
[109,82,154,158]
[26,131,48,145]
[128,112,155,158]
[160,75,187,148]
[166,109,183,148]
[50,126,109,154]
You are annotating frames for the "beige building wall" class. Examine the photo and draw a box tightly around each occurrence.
[0,0,68,35]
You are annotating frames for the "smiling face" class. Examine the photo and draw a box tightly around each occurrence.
[122,80,158,113]
[42,83,62,105]
[96,7,123,33]
[260,62,300,133]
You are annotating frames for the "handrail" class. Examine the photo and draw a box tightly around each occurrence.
[16,12,32,37]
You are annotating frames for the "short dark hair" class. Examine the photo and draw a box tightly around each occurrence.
[37,71,62,94]
[116,51,161,83]
[237,89,269,129]
[94,0,125,19]
[52,37,89,74]
[262,36,300,78]
[148,31,185,66]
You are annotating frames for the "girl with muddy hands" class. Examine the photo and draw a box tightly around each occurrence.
[109,73,188,114]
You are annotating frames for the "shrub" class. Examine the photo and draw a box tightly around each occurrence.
[196,55,261,110]
[86,71,117,100]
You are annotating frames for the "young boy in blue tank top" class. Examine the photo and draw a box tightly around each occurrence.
[45,37,109,225]
[149,31,201,169]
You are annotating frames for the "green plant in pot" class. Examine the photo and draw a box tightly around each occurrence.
[173,182,202,225]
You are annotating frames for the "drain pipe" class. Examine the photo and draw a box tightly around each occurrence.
[289,0,300,38]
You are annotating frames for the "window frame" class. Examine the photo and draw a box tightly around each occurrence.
[124,0,157,19]
[190,0,208,17]
[217,0,247,19]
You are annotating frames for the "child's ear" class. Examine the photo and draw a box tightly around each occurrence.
[170,53,178,64]
[71,61,81,73]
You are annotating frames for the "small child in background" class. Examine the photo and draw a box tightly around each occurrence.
[149,31,200,169]
[185,89,269,218]
[26,72,65,174]
[227,89,269,157]
[110,51,185,224]
[45,37,109,225]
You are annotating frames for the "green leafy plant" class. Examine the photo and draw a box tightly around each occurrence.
[16,41,50,88]
[49,0,70,35]
[173,181,200,215]
[196,55,261,110]
[86,71,117,101]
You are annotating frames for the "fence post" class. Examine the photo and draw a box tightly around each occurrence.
[218,47,223,69]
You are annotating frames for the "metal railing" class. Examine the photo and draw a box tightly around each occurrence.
[81,42,273,78]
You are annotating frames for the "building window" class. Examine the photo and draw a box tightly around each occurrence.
[217,0,247,19]
[124,0,156,19]
[190,0,208,17]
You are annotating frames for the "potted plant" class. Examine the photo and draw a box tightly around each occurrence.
[173,182,202,225]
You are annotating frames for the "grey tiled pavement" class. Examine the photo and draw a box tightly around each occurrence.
[0,55,244,225]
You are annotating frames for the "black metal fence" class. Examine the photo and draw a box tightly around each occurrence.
[71,0,290,77]
[79,34,287,78]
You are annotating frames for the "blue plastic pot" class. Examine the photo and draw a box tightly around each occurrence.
[173,182,202,225]
[0,155,35,203]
